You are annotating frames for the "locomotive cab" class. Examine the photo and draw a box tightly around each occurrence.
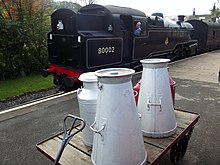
[77,4,147,71]
[77,5,123,70]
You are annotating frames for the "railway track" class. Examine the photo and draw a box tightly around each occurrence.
[0,70,144,122]
[0,90,65,111]
[0,51,212,122]
[0,90,76,122]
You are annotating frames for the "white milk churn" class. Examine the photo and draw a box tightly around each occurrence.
[137,59,177,138]
[77,72,98,146]
[91,68,147,165]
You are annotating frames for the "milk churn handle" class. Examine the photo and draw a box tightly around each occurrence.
[97,81,103,90]
[90,120,106,134]
[138,113,142,120]
[53,114,86,165]
[77,88,82,95]
[147,98,162,111]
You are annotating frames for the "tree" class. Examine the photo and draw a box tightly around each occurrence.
[55,1,82,11]
[79,0,97,6]
[0,0,55,79]
[211,2,220,21]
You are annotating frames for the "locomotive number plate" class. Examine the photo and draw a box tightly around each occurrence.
[97,47,115,54]
[86,38,123,68]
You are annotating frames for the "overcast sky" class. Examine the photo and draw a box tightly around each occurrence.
[70,0,217,16]
[98,0,217,16]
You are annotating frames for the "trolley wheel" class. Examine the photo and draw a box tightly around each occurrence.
[170,128,193,165]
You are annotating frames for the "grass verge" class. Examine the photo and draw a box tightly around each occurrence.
[0,75,55,101]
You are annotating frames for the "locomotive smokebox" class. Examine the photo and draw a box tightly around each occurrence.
[137,59,177,138]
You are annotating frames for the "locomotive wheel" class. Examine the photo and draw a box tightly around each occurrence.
[53,76,59,85]
[170,128,193,165]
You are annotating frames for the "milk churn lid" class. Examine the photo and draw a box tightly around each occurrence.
[140,58,170,68]
[95,68,135,78]
[140,58,170,64]
[79,72,98,82]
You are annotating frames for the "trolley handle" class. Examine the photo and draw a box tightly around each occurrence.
[54,114,86,165]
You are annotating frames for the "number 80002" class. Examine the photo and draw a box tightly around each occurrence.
[98,47,115,54]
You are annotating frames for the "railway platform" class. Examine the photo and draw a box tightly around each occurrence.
[36,50,220,165]
[0,50,219,164]
[169,50,220,84]
[165,50,220,164]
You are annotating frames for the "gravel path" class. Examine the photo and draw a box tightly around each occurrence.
[0,87,60,111]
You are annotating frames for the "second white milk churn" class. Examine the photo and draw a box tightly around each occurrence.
[137,59,177,138]
[91,68,147,165]
[77,72,98,146]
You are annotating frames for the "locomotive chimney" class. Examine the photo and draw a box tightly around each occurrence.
[178,15,185,22]
[193,8,195,16]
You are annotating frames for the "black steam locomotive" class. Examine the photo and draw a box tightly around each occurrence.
[42,4,220,90]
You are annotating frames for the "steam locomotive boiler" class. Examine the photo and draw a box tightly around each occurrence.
[42,4,198,91]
